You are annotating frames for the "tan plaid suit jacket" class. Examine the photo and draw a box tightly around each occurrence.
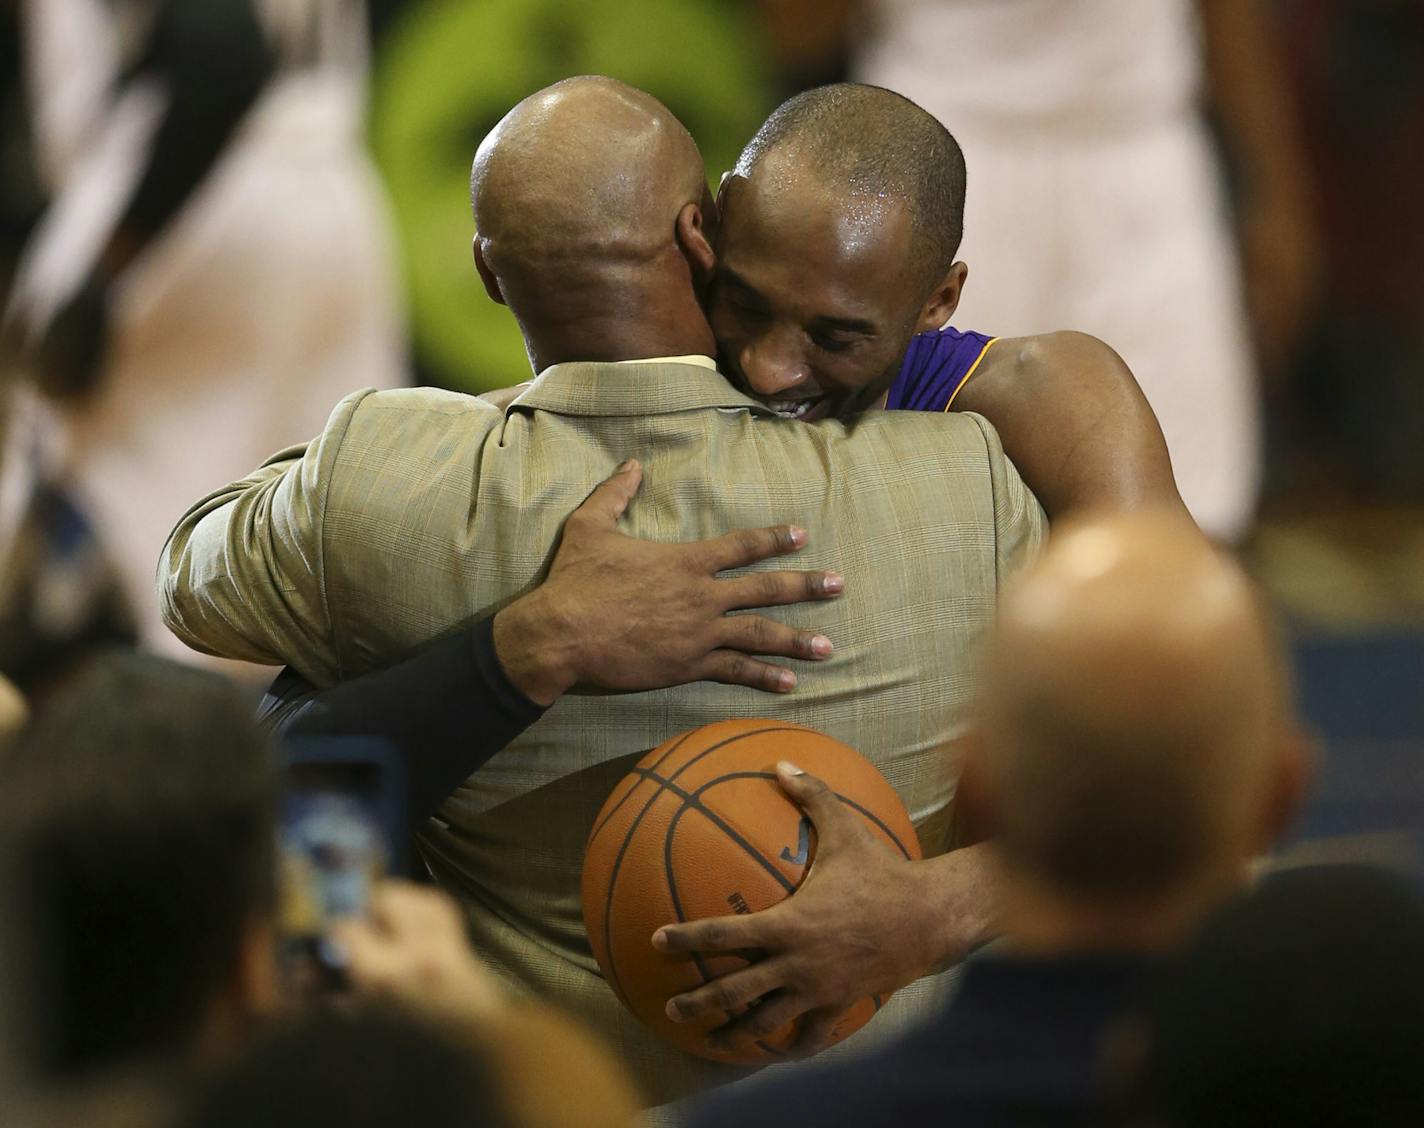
[160,359,1046,1105]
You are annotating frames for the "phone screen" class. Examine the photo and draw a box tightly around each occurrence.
[276,739,407,995]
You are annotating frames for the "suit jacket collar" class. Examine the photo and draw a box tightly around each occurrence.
[512,359,776,419]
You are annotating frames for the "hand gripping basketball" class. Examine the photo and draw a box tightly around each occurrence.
[581,720,926,1064]
[654,762,937,1059]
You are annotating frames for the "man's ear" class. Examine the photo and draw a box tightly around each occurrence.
[675,199,717,289]
[473,237,506,306]
[1258,724,1316,851]
[915,261,969,333]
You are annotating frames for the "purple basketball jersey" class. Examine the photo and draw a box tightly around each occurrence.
[885,326,998,412]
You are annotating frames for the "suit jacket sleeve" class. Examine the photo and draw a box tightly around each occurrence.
[966,411,1049,583]
[157,390,371,681]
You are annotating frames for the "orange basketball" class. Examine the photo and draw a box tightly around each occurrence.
[581,719,922,1065]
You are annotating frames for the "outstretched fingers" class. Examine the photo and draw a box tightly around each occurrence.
[569,459,644,529]
[717,567,845,611]
[700,524,808,573]
[718,614,833,662]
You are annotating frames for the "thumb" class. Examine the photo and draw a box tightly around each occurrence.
[576,459,644,527]
[775,761,853,835]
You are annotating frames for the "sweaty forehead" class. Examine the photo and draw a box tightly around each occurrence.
[720,156,919,310]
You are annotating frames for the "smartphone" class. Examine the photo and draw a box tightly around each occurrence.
[276,737,408,994]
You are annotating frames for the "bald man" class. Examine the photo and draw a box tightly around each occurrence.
[161,78,1044,1104]
[685,511,1307,1128]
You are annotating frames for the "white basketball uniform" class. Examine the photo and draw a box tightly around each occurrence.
[858,0,1260,540]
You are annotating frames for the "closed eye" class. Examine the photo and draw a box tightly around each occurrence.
[810,330,861,354]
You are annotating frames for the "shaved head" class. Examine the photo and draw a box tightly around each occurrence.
[733,83,966,286]
[472,77,708,316]
[978,513,1294,903]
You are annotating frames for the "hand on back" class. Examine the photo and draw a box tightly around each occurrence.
[494,459,844,705]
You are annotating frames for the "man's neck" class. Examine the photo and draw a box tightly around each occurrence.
[521,281,716,374]
[999,866,1246,958]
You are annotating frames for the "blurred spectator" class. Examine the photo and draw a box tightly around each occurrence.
[1140,863,1424,1126]
[0,390,136,695]
[0,653,278,1080]
[21,1070,181,1128]
[184,881,641,1128]
[0,653,640,1123]
[0,0,135,697]
[757,0,1321,542]
[686,512,1307,1127]
[182,1008,511,1128]
[1280,1,1424,500]
[4,0,405,664]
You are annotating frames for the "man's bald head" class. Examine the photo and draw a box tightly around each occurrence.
[471,76,709,313]
[732,83,966,287]
[977,513,1297,904]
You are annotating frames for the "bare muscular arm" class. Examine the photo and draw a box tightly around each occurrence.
[953,331,1189,521]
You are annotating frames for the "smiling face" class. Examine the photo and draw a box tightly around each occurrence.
[709,154,964,422]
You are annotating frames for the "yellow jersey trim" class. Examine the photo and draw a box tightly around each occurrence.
[943,336,1001,412]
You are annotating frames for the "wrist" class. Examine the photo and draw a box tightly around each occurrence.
[491,591,580,707]
[914,844,1002,969]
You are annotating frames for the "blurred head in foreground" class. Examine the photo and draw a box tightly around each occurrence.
[0,653,278,1080]
[183,1007,505,1128]
[183,1002,640,1128]
[967,511,1308,952]
[1142,864,1424,1126]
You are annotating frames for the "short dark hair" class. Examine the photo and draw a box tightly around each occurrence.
[735,83,967,283]
[0,653,275,1077]
[1142,864,1424,1126]
[181,1007,508,1128]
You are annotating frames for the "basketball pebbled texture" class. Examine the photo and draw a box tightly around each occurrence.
[581,718,923,1064]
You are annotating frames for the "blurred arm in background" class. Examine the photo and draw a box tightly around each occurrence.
[21,0,275,397]
[1198,0,1321,374]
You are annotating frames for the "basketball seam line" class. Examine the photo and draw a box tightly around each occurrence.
[657,769,901,1057]
[593,727,807,1017]
[587,726,806,848]
[660,774,808,1059]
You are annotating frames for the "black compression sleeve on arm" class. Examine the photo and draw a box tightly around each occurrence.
[276,616,547,822]
[117,0,274,248]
